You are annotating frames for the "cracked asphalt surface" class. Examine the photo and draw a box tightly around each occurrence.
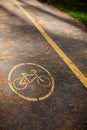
[0,0,87,129]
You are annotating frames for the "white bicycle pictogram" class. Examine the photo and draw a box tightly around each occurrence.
[13,70,51,90]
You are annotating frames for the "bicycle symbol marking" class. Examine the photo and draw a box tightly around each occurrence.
[8,63,55,101]
[13,70,51,90]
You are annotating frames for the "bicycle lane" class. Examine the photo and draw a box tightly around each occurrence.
[0,0,87,130]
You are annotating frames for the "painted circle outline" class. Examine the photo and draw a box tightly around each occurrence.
[8,63,55,101]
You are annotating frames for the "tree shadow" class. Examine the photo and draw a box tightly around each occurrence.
[0,4,25,24]
[38,0,54,4]
[0,2,87,130]
[37,0,47,4]
[18,0,87,32]
[0,1,87,70]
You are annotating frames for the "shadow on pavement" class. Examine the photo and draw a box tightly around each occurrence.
[0,1,87,130]
[18,0,87,32]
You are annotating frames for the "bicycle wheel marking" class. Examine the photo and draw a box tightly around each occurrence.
[8,63,55,101]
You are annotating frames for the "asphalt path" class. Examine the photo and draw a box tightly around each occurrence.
[0,0,87,129]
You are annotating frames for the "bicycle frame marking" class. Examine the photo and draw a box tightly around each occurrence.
[20,70,44,84]
[8,63,55,101]
[13,70,51,90]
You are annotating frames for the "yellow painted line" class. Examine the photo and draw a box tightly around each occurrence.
[14,0,87,88]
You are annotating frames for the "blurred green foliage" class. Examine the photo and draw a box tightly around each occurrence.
[54,0,87,25]
[40,0,87,25]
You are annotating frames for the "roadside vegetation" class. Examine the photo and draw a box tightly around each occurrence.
[39,0,87,25]
[54,0,87,25]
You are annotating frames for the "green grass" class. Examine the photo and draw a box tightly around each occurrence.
[54,2,87,25]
